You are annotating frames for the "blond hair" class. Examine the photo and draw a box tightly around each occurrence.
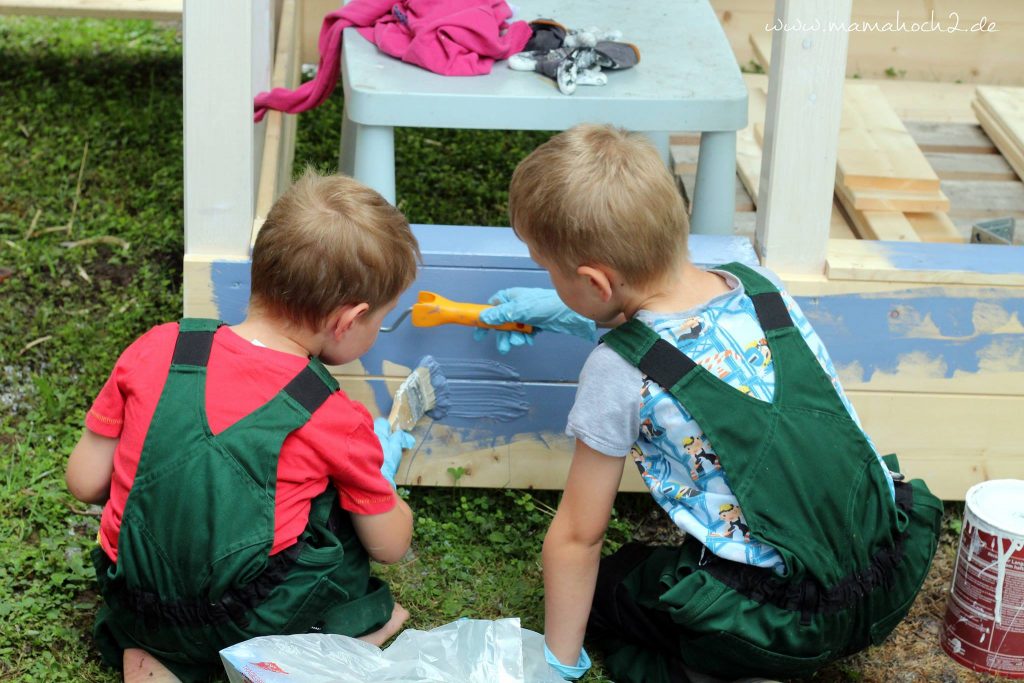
[250,170,419,329]
[509,125,688,285]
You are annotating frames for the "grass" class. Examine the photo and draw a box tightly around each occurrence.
[0,14,992,683]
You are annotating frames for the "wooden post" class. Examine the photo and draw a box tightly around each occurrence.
[755,0,852,275]
[183,0,271,260]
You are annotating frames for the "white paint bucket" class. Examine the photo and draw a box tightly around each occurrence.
[941,479,1024,677]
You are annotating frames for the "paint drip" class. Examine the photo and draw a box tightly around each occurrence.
[941,479,1024,678]
[422,357,529,422]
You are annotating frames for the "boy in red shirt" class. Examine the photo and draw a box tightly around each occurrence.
[65,171,420,682]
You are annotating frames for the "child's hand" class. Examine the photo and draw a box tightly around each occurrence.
[474,288,598,354]
[373,417,415,488]
[544,642,591,680]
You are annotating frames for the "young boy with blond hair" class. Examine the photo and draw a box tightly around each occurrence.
[478,125,942,682]
[66,171,420,682]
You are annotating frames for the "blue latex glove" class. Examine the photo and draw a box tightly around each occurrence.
[544,643,592,681]
[473,288,598,354]
[373,417,415,488]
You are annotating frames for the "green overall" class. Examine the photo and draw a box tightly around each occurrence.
[594,263,942,682]
[91,319,393,682]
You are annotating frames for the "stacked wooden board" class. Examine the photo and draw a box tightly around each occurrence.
[973,87,1024,184]
[672,80,968,243]
[832,84,961,242]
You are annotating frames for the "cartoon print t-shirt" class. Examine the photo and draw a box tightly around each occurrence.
[566,266,895,574]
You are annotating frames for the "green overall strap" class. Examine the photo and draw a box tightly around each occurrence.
[602,264,900,589]
[116,319,338,608]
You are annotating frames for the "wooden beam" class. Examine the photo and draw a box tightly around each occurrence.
[255,0,300,224]
[184,0,271,258]
[756,0,852,275]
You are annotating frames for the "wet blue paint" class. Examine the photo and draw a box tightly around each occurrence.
[796,288,1024,381]
[878,242,1024,276]
[210,260,251,324]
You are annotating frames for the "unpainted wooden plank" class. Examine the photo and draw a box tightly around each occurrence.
[839,182,950,213]
[924,152,1017,181]
[834,188,915,242]
[678,174,754,214]
[837,84,940,192]
[906,121,997,154]
[906,212,964,243]
[975,86,1024,152]
[942,179,1024,217]
[670,144,699,176]
[972,100,1024,181]
[861,212,920,242]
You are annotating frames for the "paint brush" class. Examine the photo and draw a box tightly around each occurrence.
[387,355,451,432]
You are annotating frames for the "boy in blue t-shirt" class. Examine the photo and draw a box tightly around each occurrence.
[476,124,942,682]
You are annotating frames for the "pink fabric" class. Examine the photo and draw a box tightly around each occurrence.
[253,0,531,122]
[357,0,532,77]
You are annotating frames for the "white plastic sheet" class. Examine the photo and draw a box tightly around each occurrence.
[220,618,564,683]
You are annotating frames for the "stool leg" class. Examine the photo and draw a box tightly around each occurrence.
[642,131,671,168]
[339,109,356,176]
[690,130,737,235]
[352,123,396,205]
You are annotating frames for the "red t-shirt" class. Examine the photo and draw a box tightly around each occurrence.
[86,323,396,561]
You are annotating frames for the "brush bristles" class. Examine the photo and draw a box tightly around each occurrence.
[389,356,451,431]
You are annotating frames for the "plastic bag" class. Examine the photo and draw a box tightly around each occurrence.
[220,617,564,683]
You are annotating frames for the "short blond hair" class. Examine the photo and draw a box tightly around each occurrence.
[509,125,688,285]
[250,170,419,329]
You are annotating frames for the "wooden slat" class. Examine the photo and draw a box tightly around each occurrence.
[924,152,1017,182]
[838,182,950,213]
[677,174,754,214]
[255,0,300,228]
[907,121,997,154]
[859,212,920,242]
[836,85,940,192]
[942,179,1024,217]
[976,87,1024,151]
[834,189,917,242]
[973,97,1024,181]
[906,212,964,243]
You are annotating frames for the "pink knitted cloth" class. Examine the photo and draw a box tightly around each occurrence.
[253,0,531,122]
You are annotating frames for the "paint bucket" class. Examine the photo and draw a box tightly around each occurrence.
[941,479,1024,678]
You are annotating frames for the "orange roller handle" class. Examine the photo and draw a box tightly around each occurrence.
[410,291,534,333]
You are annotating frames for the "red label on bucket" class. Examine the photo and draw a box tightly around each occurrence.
[942,515,1024,678]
